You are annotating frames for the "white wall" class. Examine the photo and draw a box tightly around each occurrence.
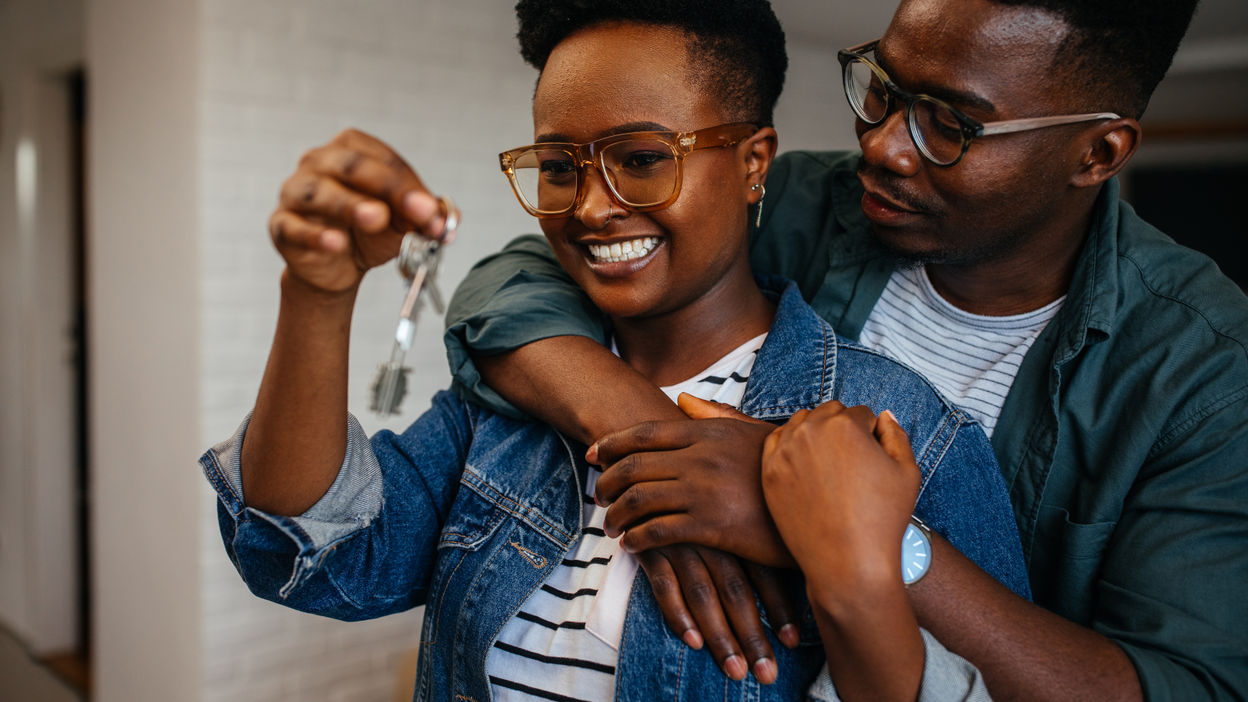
[86,0,203,700]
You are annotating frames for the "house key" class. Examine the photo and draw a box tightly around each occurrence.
[369,196,460,415]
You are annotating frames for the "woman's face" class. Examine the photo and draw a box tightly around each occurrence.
[531,21,769,322]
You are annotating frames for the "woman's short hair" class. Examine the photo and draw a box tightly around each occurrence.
[516,0,788,127]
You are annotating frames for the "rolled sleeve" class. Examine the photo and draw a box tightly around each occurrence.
[199,412,384,595]
[806,629,993,702]
[444,234,607,417]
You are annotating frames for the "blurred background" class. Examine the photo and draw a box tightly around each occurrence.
[0,1,1244,701]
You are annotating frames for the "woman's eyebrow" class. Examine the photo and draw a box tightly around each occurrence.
[876,50,998,115]
[535,121,672,144]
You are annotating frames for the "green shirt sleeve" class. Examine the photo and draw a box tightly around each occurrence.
[1100,394,1248,699]
[443,234,607,417]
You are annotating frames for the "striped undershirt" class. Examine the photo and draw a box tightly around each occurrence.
[858,266,1063,437]
[486,332,767,702]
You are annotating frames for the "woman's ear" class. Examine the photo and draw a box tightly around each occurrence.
[1071,118,1140,188]
[744,126,779,204]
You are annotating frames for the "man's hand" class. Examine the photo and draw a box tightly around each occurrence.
[269,128,451,295]
[591,394,793,567]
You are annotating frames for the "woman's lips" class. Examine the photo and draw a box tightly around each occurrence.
[581,236,663,277]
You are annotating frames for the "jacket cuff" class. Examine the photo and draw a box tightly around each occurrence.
[199,412,384,595]
[806,628,992,701]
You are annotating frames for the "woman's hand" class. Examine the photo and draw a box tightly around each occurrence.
[761,402,919,591]
[762,403,927,702]
[268,128,450,294]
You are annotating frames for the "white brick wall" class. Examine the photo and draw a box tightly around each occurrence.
[197,1,538,700]
[196,2,844,701]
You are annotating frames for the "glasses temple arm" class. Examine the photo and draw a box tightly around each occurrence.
[978,112,1121,136]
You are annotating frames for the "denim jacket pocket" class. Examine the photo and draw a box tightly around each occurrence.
[423,477,510,650]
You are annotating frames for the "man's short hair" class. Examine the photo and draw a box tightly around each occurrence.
[993,0,1200,118]
[515,0,788,127]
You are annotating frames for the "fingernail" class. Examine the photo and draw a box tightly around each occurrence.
[881,409,898,424]
[779,623,799,648]
[681,629,703,650]
[724,654,748,681]
[585,443,599,464]
[753,657,777,684]
[354,201,387,228]
[403,190,434,220]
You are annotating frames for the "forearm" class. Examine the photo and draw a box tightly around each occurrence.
[240,269,357,515]
[809,577,925,702]
[912,536,1141,702]
[475,335,685,445]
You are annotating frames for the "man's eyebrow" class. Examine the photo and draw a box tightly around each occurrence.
[876,49,998,115]
[535,121,672,144]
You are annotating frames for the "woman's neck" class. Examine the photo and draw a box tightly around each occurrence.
[611,267,776,388]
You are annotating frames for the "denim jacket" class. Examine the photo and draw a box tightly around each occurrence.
[202,278,1030,701]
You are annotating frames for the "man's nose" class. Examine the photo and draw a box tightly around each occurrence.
[858,108,922,177]
[574,165,623,230]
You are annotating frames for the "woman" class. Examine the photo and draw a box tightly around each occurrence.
[201,1,1027,699]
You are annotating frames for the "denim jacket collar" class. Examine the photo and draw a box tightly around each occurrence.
[742,276,840,420]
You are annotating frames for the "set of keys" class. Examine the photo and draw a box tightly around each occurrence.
[369,196,460,416]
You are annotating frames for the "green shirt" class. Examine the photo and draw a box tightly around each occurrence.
[444,150,1248,699]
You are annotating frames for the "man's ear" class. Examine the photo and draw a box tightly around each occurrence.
[1071,118,1140,188]
[744,126,779,202]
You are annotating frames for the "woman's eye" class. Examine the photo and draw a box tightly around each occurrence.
[621,151,670,171]
[538,159,576,182]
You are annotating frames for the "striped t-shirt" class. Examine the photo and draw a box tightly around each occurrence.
[486,332,766,701]
[858,266,1063,437]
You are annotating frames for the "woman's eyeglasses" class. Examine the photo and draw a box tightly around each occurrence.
[499,122,758,217]
[838,40,1120,167]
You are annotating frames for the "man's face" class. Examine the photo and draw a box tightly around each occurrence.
[856,0,1094,268]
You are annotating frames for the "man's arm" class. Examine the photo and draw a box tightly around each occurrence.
[911,536,1141,700]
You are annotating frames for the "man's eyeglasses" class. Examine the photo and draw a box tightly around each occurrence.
[837,40,1120,167]
[499,123,758,218]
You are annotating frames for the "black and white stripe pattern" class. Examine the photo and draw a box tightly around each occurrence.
[486,333,765,701]
[858,267,1062,436]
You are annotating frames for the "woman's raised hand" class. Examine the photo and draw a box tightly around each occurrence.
[269,128,450,294]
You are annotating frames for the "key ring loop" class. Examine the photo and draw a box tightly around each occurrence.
[396,195,459,280]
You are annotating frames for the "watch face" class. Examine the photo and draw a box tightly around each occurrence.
[901,521,931,585]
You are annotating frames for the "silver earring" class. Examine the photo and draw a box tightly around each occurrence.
[752,183,766,227]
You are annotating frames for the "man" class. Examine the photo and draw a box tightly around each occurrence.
[439,0,1248,699]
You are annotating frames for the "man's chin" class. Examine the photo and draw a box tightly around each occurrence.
[871,228,943,267]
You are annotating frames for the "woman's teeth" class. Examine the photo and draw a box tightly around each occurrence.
[587,237,659,263]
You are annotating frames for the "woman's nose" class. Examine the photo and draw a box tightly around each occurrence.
[574,166,624,230]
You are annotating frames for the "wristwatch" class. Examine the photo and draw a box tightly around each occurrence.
[901,516,932,586]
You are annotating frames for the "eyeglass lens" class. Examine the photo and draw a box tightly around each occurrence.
[844,57,967,165]
[509,139,680,214]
